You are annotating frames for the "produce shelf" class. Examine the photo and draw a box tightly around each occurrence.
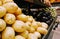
[14,0,57,39]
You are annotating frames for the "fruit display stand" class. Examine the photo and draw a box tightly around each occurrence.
[14,0,57,39]
[0,0,58,39]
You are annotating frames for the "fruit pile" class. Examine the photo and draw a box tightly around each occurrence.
[0,0,48,39]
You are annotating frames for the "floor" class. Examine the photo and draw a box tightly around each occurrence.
[48,16,60,39]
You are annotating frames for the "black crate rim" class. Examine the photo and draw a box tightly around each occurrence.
[42,17,57,39]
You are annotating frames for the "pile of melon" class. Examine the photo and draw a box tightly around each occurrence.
[0,0,48,39]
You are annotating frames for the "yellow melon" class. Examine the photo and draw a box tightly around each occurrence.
[3,2,18,13]
[4,13,16,25]
[12,20,26,32]
[2,27,15,39]
[20,30,29,39]
[37,27,48,35]
[0,6,6,18]
[0,19,6,32]
[15,8,22,15]
[15,35,25,39]
[17,14,28,22]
